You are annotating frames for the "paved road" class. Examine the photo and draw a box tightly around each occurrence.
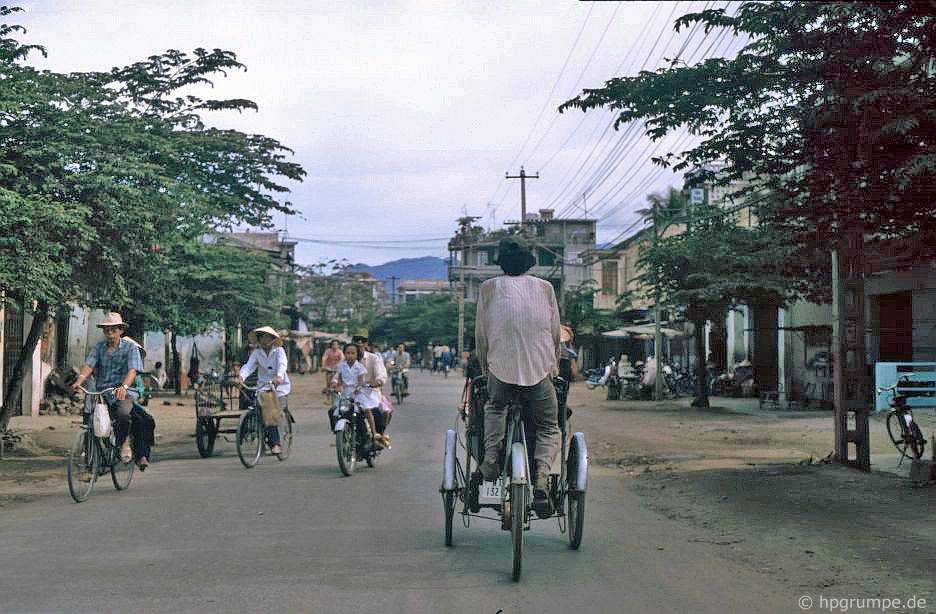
[0,371,797,613]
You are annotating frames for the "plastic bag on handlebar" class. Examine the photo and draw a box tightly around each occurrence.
[93,402,112,438]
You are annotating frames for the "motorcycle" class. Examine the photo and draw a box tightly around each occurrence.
[331,391,381,476]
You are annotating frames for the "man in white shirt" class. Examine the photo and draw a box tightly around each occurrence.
[475,237,561,518]
[351,330,391,447]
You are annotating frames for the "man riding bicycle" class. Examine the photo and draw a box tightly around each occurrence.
[475,237,562,518]
[72,312,150,468]
[392,343,411,395]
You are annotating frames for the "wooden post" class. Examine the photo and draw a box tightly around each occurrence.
[832,231,871,470]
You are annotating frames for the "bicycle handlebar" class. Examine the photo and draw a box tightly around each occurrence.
[876,375,913,394]
[74,385,118,396]
[236,381,278,393]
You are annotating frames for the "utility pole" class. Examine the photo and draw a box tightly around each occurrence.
[389,275,399,305]
[506,166,539,225]
[455,216,481,372]
[653,201,665,402]
[582,190,588,218]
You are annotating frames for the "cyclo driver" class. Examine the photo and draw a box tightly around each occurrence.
[475,238,562,518]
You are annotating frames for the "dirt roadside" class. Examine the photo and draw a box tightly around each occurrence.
[568,383,936,607]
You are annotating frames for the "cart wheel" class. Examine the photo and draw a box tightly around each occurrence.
[567,491,585,549]
[196,417,217,458]
[443,490,456,547]
[511,483,525,582]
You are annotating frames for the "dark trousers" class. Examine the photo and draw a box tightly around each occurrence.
[105,396,155,462]
[372,407,392,434]
[483,374,560,474]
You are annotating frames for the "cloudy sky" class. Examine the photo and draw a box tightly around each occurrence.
[18,0,741,266]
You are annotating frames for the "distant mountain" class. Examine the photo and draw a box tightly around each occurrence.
[349,256,448,297]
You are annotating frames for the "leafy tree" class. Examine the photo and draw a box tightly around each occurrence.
[638,204,799,407]
[0,7,305,427]
[296,260,382,335]
[370,293,473,351]
[560,281,619,336]
[561,1,936,295]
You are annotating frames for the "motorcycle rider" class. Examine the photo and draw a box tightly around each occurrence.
[475,237,561,518]
[350,330,391,448]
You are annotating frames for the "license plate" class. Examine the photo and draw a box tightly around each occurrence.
[478,480,502,503]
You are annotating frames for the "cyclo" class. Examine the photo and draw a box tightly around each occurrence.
[440,374,588,581]
[330,387,382,476]
[66,386,136,503]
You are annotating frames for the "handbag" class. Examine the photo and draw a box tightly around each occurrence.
[93,401,112,438]
[260,390,281,427]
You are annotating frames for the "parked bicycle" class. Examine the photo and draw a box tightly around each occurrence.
[66,386,135,503]
[880,376,927,463]
[235,382,294,469]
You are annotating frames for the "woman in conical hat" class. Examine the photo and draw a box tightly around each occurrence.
[238,326,290,456]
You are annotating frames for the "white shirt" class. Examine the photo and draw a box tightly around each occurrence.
[239,346,290,397]
[475,274,561,387]
[334,359,367,399]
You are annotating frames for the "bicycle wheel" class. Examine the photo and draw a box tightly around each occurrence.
[567,491,585,549]
[393,382,403,406]
[336,423,356,476]
[886,411,912,458]
[908,420,927,460]
[443,490,455,547]
[511,483,525,582]
[195,417,216,458]
[276,409,293,461]
[110,444,135,491]
[236,410,263,468]
[67,430,98,503]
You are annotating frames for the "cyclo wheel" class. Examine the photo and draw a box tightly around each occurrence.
[110,441,135,491]
[67,430,98,503]
[567,491,585,549]
[511,483,525,582]
[276,409,293,461]
[886,412,911,458]
[195,417,217,458]
[336,422,356,476]
[236,409,263,468]
[443,490,455,547]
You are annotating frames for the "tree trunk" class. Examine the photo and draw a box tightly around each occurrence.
[691,318,710,408]
[170,330,182,396]
[0,302,50,432]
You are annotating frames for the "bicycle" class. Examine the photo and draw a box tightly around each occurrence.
[880,376,927,463]
[66,386,135,503]
[235,382,294,469]
[391,368,406,405]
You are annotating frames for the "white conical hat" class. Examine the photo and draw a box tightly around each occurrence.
[248,326,284,347]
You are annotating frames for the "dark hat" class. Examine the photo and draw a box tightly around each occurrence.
[494,237,536,271]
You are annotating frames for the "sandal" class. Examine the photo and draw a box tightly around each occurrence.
[120,441,132,463]
[270,444,282,455]
[137,457,149,471]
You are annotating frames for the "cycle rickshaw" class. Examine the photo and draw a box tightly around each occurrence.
[440,374,588,581]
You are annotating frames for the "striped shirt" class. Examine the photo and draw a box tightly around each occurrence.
[85,338,144,390]
[475,274,561,386]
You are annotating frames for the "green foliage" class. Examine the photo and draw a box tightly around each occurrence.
[562,2,936,287]
[560,281,618,336]
[370,293,472,350]
[638,204,801,324]
[296,260,383,334]
[0,6,304,328]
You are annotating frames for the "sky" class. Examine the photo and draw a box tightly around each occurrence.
[17,0,742,266]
